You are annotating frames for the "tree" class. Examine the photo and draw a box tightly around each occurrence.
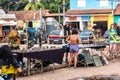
[40,0,70,13]
[0,0,70,12]
[24,0,44,10]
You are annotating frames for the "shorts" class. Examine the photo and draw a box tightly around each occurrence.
[70,44,79,53]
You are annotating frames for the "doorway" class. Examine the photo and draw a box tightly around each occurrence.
[69,22,80,30]
[93,21,108,36]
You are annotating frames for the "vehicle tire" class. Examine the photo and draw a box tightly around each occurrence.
[49,42,52,44]
[45,38,48,43]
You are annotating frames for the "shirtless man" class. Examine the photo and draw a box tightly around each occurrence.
[66,28,81,68]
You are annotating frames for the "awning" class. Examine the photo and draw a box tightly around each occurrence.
[0,20,17,26]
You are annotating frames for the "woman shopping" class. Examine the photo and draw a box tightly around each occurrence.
[109,24,118,59]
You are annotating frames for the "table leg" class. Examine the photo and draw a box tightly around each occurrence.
[40,62,43,73]
[27,58,31,76]
[13,74,16,80]
[52,63,55,72]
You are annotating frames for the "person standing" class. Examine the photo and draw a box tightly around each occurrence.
[64,22,70,37]
[9,26,20,50]
[114,23,120,36]
[0,45,22,80]
[66,28,81,68]
[88,33,95,44]
[109,24,118,59]
[36,28,42,48]
[27,21,36,48]
[63,23,71,62]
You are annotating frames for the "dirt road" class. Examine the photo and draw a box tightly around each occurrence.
[17,60,120,80]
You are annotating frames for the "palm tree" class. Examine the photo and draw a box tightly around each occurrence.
[24,0,44,10]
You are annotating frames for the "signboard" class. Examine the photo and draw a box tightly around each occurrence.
[81,16,90,21]
[94,16,108,21]
[68,16,77,21]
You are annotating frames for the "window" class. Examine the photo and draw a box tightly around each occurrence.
[100,0,108,7]
[77,0,86,7]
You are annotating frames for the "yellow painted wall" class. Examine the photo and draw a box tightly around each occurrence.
[91,16,94,27]
[91,14,114,30]
[108,14,114,30]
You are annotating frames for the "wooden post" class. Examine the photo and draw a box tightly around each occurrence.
[26,23,28,49]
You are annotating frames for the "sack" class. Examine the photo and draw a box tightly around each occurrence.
[78,54,85,61]
[2,65,17,74]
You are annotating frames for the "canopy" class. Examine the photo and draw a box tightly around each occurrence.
[0,20,17,26]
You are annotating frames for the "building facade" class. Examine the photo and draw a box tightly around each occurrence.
[70,0,117,10]
[114,4,120,26]
[66,0,119,34]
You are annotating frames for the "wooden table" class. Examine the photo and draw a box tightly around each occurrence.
[13,48,65,75]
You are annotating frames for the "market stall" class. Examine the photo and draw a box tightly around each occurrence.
[13,48,65,76]
[0,20,17,42]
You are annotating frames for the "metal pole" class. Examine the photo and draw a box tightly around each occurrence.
[39,8,42,47]
[111,1,114,15]
[58,5,60,24]
[63,0,65,25]
[39,8,42,29]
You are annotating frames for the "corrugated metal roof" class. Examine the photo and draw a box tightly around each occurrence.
[8,10,62,20]
[66,9,112,15]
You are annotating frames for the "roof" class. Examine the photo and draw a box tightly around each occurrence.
[8,10,62,20]
[8,10,48,20]
[114,4,120,15]
[0,9,5,14]
[44,13,63,17]
[66,9,112,15]
[0,8,16,20]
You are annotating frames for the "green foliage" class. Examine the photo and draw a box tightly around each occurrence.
[41,0,70,13]
[24,0,44,10]
[0,0,69,12]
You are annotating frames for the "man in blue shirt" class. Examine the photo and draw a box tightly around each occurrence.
[28,21,36,48]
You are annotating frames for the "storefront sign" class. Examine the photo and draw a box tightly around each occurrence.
[68,16,77,21]
[81,16,90,21]
[94,16,108,21]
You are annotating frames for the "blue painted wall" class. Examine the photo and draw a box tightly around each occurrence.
[114,15,120,24]
[70,0,117,10]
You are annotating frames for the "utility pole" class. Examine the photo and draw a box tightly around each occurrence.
[111,0,114,15]
[58,4,61,24]
[63,0,65,25]
[39,8,42,47]
[39,8,42,29]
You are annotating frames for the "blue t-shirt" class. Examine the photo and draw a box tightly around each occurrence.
[28,27,35,40]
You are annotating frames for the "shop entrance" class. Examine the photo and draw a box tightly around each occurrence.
[68,22,80,30]
[2,26,11,33]
[93,21,108,36]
